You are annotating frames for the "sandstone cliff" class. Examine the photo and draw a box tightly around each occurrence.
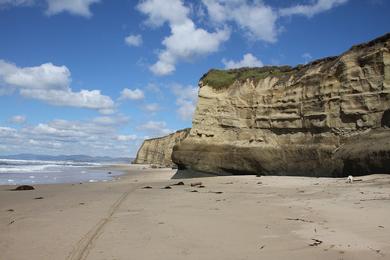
[133,129,190,167]
[172,33,390,177]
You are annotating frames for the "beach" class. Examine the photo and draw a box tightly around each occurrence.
[1,165,390,260]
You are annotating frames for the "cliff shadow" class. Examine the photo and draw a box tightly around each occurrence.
[171,168,223,179]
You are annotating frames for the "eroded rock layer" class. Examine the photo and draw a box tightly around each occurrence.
[172,33,390,177]
[133,129,190,167]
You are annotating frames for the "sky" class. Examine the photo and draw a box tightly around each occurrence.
[0,0,389,157]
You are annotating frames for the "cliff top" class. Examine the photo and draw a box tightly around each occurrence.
[201,32,390,90]
[142,128,190,142]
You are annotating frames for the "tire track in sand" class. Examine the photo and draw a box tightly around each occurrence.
[66,184,140,260]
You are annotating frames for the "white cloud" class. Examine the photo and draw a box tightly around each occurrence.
[0,0,33,7]
[0,0,100,17]
[119,88,144,100]
[9,115,26,124]
[0,60,115,112]
[0,60,70,90]
[137,120,171,137]
[137,0,188,27]
[202,0,278,42]
[222,53,263,69]
[125,34,143,47]
[279,0,348,17]
[138,0,230,75]
[0,118,142,157]
[0,126,18,138]
[145,83,161,94]
[302,52,313,64]
[45,0,100,17]
[92,115,129,125]
[171,84,198,121]
[201,0,349,43]
[20,88,115,111]
[115,134,137,141]
[143,103,160,112]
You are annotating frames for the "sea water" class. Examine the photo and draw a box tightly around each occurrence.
[0,159,124,185]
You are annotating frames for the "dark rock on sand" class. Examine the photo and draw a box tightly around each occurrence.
[12,185,35,191]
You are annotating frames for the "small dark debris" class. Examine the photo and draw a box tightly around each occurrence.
[210,191,223,194]
[12,185,35,191]
[309,239,323,246]
[142,186,153,189]
[191,182,202,187]
[172,181,184,186]
[190,190,198,192]
[259,245,265,250]
[7,209,14,212]
[34,197,44,200]
[108,171,112,174]
[378,225,384,228]
[286,218,314,223]
[257,182,262,184]
[8,220,15,225]
[79,202,85,205]
[198,185,205,188]
[162,186,172,189]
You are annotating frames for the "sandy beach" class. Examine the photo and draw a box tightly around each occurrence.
[1,165,390,260]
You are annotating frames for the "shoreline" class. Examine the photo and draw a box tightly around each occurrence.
[1,166,389,259]
[0,163,137,186]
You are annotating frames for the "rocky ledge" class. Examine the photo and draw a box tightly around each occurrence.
[133,128,190,167]
[172,33,390,177]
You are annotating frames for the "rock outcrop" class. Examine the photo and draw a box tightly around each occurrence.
[172,33,390,177]
[133,129,190,167]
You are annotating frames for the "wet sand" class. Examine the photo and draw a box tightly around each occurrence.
[1,165,390,260]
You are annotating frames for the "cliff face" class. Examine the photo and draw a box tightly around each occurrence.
[172,33,390,177]
[133,129,190,167]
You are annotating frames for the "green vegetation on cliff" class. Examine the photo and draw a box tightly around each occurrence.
[201,66,293,89]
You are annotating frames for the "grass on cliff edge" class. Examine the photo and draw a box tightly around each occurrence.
[200,66,295,90]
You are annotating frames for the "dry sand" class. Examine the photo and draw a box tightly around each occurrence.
[1,165,390,260]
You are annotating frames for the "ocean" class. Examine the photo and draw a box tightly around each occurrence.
[0,159,125,185]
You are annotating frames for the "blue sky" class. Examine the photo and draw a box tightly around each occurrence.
[0,0,389,157]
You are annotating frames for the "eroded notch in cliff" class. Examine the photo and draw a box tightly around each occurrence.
[381,109,390,127]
